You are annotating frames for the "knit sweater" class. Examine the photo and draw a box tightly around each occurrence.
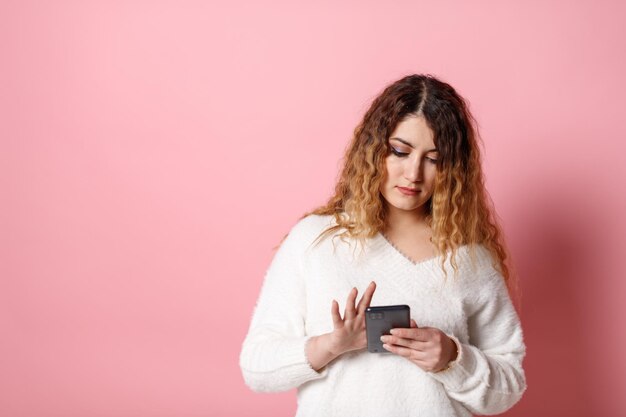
[240,214,527,417]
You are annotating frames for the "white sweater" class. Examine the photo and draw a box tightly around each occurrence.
[240,214,527,417]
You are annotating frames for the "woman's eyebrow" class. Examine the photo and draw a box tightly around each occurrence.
[389,137,438,152]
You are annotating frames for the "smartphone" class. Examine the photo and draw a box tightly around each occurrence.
[365,305,410,353]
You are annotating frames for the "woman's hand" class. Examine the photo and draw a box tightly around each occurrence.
[380,319,459,373]
[326,281,377,356]
[305,282,377,372]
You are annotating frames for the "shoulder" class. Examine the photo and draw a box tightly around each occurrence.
[291,213,336,233]
[453,243,503,284]
[282,214,337,248]
[452,244,512,302]
[453,243,495,271]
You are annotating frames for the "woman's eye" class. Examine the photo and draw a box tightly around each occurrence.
[390,146,437,162]
[391,147,409,157]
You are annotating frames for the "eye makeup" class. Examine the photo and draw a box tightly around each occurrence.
[390,146,438,163]
[390,146,409,157]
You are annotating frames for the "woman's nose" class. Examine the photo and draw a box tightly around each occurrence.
[404,157,422,182]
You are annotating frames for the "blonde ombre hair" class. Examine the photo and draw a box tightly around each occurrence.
[276,74,518,301]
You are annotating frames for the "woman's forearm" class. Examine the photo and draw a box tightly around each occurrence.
[305,333,341,372]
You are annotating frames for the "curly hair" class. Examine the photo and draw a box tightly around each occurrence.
[275,73,518,301]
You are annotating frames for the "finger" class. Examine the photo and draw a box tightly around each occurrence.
[356,281,377,315]
[331,299,342,328]
[413,327,443,343]
[382,343,426,362]
[344,287,358,320]
[385,335,426,351]
[410,319,418,328]
[390,327,429,341]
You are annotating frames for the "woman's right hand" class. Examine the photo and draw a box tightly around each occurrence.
[327,281,377,356]
[305,281,377,372]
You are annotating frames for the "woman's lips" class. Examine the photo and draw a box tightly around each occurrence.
[397,186,419,196]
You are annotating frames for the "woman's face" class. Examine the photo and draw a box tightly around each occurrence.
[380,115,438,216]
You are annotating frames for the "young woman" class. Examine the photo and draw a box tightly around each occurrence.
[239,74,527,416]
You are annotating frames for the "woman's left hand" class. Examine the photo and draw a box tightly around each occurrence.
[380,319,458,373]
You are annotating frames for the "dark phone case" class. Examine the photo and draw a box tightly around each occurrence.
[365,305,411,353]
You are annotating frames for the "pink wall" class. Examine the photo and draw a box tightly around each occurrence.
[2,1,625,416]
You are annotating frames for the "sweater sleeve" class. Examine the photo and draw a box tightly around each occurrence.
[427,268,527,415]
[239,217,329,392]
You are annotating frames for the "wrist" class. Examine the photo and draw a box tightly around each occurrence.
[448,336,459,362]
[435,335,460,373]
[306,333,340,372]
[324,333,346,357]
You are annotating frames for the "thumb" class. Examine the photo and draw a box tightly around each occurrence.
[410,318,418,328]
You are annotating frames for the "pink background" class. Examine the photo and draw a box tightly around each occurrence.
[2,1,625,416]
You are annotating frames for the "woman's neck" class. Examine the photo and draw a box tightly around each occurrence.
[384,205,430,234]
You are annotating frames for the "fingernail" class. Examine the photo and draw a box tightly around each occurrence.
[390,329,396,335]
[380,336,388,342]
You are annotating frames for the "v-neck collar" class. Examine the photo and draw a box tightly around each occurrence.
[376,231,440,267]
[359,232,444,292]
